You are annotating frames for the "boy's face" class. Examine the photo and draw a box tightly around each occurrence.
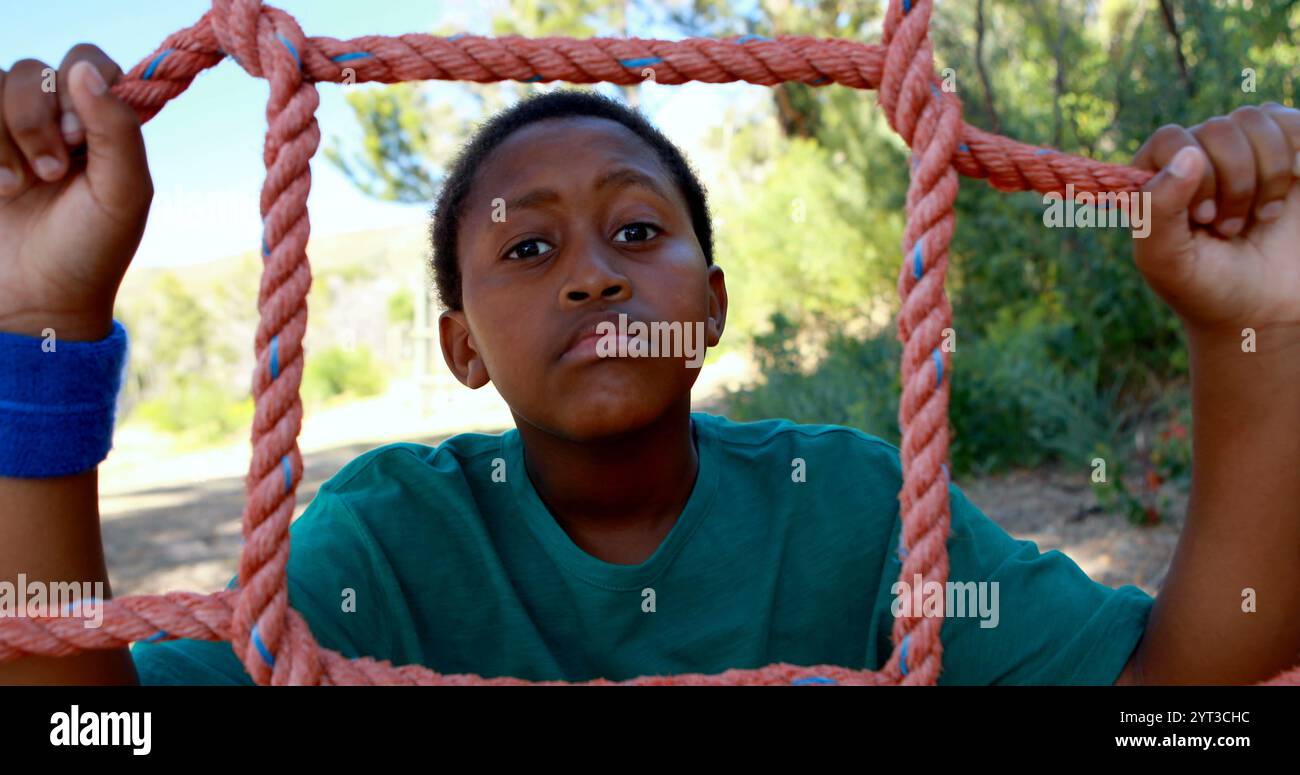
[440,116,727,442]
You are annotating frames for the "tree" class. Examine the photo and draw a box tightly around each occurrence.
[322,0,644,206]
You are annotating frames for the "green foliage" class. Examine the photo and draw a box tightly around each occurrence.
[118,270,247,447]
[387,287,415,326]
[1091,382,1194,526]
[150,272,217,369]
[131,374,254,447]
[728,308,1131,478]
[322,0,643,203]
[715,136,899,341]
[301,345,389,406]
[946,306,1129,475]
[323,82,441,204]
[727,311,902,441]
[1151,392,1192,487]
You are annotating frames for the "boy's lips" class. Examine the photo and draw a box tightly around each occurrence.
[559,309,638,361]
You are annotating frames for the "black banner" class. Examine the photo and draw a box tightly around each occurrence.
[0,685,1292,761]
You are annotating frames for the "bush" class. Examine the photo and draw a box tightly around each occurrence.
[301,344,388,406]
[948,306,1127,475]
[129,374,255,446]
[726,311,902,442]
[726,308,1129,478]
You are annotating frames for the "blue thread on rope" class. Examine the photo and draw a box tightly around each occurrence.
[619,56,662,68]
[904,0,912,12]
[899,634,911,676]
[913,239,923,279]
[251,624,275,666]
[1036,148,1054,155]
[933,348,943,387]
[792,676,838,685]
[898,540,909,561]
[523,74,543,83]
[942,462,950,483]
[331,52,372,62]
[261,235,269,257]
[143,631,167,644]
[277,34,301,67]
[735,34,772,44]
[63,597,100,614]
[929,83,941,97]
[270,335,280,380]
[447,33,468,41]
[959,143,969,152]
[281,455,292,493]
[142,49,174,81]
[810,76,829,85]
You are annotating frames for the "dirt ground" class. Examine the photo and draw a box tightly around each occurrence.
[99,427,1182,600]
[956,466,1182,596]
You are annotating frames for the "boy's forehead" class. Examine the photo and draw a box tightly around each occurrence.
[470,118,663,202]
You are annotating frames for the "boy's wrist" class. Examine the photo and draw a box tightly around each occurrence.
[1186,320,1300,370]
[1186,321,1300,430]
[0,312,115,342]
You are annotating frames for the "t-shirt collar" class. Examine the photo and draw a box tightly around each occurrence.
[501,412,720,589]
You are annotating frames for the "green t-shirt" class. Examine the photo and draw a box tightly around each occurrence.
[130,412,1153,685]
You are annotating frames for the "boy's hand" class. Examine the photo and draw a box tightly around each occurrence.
[1133,103,1300,339]
[0,45,152,341]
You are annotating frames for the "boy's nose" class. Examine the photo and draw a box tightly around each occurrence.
[560,249,632,305]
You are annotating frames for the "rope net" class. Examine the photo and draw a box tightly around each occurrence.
[3,0,1297,686]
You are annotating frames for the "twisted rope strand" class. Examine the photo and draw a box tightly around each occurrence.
[1,0,1294,687]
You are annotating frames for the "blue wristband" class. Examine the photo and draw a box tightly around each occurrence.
[0,319,129,478]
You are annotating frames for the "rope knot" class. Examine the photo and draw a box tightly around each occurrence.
[209,0,309,81]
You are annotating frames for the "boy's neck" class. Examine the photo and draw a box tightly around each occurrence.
[512,398,699,563]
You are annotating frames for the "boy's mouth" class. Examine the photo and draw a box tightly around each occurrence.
[558,309,639,362]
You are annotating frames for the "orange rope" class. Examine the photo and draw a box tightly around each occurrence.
[2,0,1297,686]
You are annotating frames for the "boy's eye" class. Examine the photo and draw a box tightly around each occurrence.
[614,222,660,243]
[505,238,554,261]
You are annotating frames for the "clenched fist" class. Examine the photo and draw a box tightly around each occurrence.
[0,44,153,341]
[1133,103,1300,339]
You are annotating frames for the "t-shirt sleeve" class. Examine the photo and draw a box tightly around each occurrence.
[873,478,1155,686]
[131,484,400,685]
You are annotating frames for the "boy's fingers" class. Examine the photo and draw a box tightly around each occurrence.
[1259,102,1300,175]
[66,59,151,212]
[1138,144,1206,268]
[1190,117,1256,238]
[0,69,32,198]
[1134,124,1217,224]
[1,58,68,184]
[56,44,123,148]
[1229,106,1292,224]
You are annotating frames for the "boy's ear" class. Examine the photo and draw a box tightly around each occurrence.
[438,309,491,389]
[705,264,728,347]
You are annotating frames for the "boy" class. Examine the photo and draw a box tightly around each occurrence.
[1,47,1298,685]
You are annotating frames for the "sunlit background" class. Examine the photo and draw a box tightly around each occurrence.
[5,0,1295,598]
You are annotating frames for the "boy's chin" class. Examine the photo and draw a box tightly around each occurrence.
[543,395,682,442]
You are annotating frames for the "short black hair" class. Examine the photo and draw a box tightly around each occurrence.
[428,88,715,311]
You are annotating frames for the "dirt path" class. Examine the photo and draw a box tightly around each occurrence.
[99,429,477,597]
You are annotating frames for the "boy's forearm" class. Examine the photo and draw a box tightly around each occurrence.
[1134,324,1300,684]
[0,467,139,684]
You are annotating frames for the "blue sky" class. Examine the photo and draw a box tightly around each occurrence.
[3,0,767,268]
